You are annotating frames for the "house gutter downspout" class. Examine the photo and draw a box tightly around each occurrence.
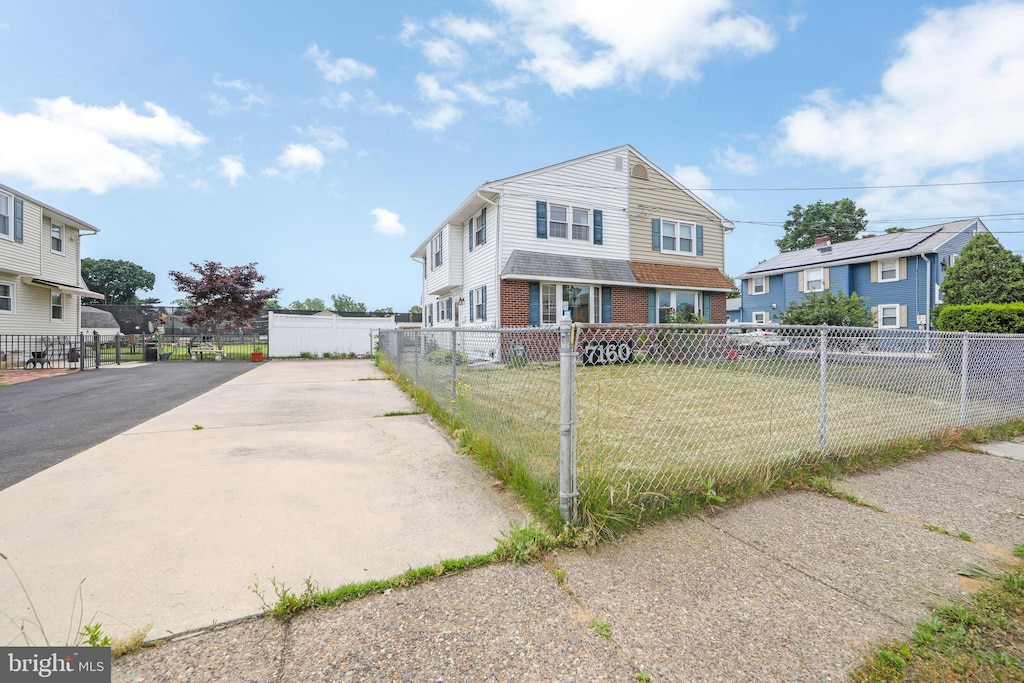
[919,254,931,330]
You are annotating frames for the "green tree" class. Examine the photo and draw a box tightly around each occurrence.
[939,233,1024,305]
[725,275,740,299]
[372,307,395,316]
[168,261,280,348]
[409,304,422,315]
[263,299,282,310]
[331,293,367,312]
[884,226,908,234]
[779,290,874,327]
[775,199,869,252]
[289,298,326,311]
[81,258,156,304]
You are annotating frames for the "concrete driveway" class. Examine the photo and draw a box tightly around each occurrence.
[0,360,524,644]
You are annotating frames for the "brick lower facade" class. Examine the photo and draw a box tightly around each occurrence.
[500,279,531,327]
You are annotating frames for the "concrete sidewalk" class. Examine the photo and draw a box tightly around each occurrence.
[112,441,1024,682]
[0,360,524,647]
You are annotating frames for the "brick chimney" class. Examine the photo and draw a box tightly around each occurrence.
[814,235,832,249]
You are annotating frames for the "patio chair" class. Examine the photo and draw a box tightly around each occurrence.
[25,337,54,369]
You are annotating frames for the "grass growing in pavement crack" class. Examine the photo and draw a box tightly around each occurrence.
[380,410,425,417]
[922,524,974,542]
[793,475,886,512]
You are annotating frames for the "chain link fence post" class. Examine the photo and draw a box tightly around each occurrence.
[960,332,970,427]
[819,325,828,455]
[559,316,578,524]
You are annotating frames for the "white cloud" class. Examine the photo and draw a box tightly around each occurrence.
[188,178,212,193]
[413,103,463,131]
[0,23,9,30]
[489,0,776,94]
[319,92,355,109]
[0,97,206,194]
[305,44,376,83]
[457,82,499,106]
[362,91,406,116]
[501,99,538,126]
[295,124,348,151]
[209,74,271,114]
[672,165,735,210]
[422,38,464,67]
[778,2,1024,191]
[278,144,324,172]
[371,207,406,236]
[437,14,496,43]
[713,145,759,175]
[785,14,806,32]
[416,73,459,102]
[218,155,246,186]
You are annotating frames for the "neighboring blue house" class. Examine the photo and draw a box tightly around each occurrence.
[736,218,988,330]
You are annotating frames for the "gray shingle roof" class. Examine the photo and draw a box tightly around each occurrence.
[81,306,118,329]
[739,219,980,277]
[501,250,638,283]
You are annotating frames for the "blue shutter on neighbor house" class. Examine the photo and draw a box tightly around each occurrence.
[13,198,23,243]
[480,207,487,245]
[536,201,547,239]
[651,219,661,251]
[468,217,474,252]
[696,225,704,256]
[529,283,540,326]
[647,290,657,323]
[593,209,603,245]
[469,290,475,322]
[481,285,487,320]
[602,287,612,323]
[702,292,712,321]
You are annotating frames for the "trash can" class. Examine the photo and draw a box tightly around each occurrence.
[144,342,158,362]
[67,348,79,363]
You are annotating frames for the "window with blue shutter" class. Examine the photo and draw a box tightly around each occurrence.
[647,290,656,323]
[481,285,487,321]
[593,209,603,245]
[651,219,661,251]
[446,297,453,320]
[536,201,547,239]
[469,290,475,322]
[529,283,540,326]
[13,198,24,243]
[696,225,704,256]
[479,207,487,245]
[468,217,474,252]
[602,287,612,323]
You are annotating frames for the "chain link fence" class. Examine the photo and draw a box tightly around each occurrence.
[379,323,1024,525]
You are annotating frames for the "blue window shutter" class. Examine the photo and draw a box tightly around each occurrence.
[696,224,704,256]
[447,297,453,320]
[536,201,547,239]
[647,290,656,323]
[651,219,661,251]
[593,209,603,245]
[481,285,487,320]
[468,218,474,252]
[529,282,540,326]
[702,292,712,321]
[602,287,612,323]
[480,207,487,245]
[13,198,23,243]
[469,290,474,322]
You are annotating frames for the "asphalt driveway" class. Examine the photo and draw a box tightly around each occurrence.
[0,361,256,490]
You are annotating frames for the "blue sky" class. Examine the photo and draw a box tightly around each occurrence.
[2,0,1023,309]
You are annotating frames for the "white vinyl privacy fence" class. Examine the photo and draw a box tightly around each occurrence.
[268,312,397,357]
[379,322,1024,524]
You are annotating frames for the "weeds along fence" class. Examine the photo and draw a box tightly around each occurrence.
[378,322,1024,525]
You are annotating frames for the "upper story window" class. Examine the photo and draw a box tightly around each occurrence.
[0,281,13,313]
[549,205,569,239]
[475,209,486,246]
[804,267,824,292]
[431,232,444,269]
[0,194,9,238]
[878,258,898,282]
[571,208,589,241]
[652,218,702,256]
[751,277,766,295]
[948,253,958,268]
[536,201,603,244]
[51,224,64,254]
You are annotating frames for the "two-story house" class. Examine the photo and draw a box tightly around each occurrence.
[736,218,988,330]
[411,145,734,336]
[0,182,103,335]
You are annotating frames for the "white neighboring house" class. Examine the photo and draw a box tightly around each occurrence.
[410,145,735,335]
[0,182,104,335]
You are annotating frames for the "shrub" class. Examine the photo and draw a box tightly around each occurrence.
[428,348,469,366]
[934,303,1024,333]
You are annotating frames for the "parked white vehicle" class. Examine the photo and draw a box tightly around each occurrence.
[726,327,790,355]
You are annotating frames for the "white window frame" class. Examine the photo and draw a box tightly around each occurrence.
[571,208,590,241]
[878,304,900,329]
[548,204,569,239]
[948,253,958,268]
[548,204,592,242]
[659,219,695,255]
[473,286,487,321]
[51,291,64,321]
[878,258,898,283]
[51,223,65,254]
[804,267,824,293]
[656,290,701,322]
[431,232,444,269]
[751,311,769,325]
[751,277,766,295]
[540,282,603,324]
[475,213,486,246]
[0,280,14,313]
[0,192,11,240]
